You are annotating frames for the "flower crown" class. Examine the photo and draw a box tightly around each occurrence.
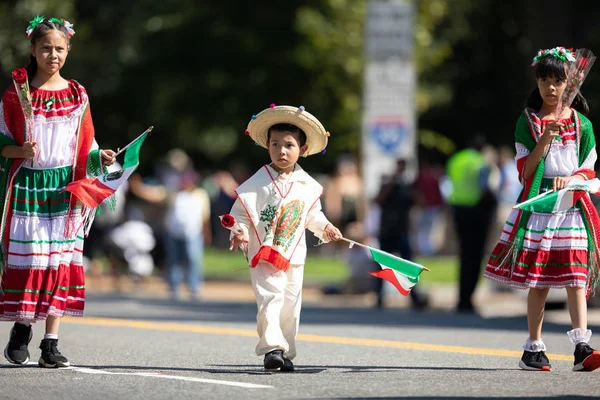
[531,46,576,66]
[26,15,75,39]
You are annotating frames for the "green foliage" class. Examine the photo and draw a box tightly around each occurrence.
[3,0,600,169]
[204,247,350,284]
[294,0,365,154]
[0,0,75,75]
[204,247,457,284]
[73,0,365,174]
[0,1,366,174]
[414,0,474,115]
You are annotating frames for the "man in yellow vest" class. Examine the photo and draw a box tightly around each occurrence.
[445,138,497,313]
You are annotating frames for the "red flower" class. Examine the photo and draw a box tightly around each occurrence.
[220,214,236,229]
[12,68,27,85]
[577,57,589,70]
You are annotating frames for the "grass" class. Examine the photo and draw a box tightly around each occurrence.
[204,247,458,285]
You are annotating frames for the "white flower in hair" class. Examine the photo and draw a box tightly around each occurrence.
[63,20,75,37]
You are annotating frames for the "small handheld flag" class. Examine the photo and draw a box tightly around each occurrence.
[513,178,600,213]
[65,127,152,208]
[341,238,428,296]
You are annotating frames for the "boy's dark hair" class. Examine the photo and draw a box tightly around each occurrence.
[267,123,307,147]
[525,55,589,115]
[25,19,72,81]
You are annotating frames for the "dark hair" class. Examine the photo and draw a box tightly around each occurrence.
[267,123,307,147]
[525,54,589,115]
[25,19,72,81]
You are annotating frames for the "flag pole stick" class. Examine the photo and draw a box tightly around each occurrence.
[115,126,154,157]
[512,189,554,210]
[340,237,430,271]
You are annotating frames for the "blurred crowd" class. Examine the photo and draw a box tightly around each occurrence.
[83,141,600,307]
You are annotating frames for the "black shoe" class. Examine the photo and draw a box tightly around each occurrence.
[411,295,429,311]
[280,358,294,372]
[263,349,284,370]
[456,301,476,314]
[4,323,33,365]
[38,339,70,368]
[573,342,600,371]
[519,350,551,371]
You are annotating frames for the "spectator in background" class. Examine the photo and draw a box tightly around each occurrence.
[414,158,445,256]
[342,222,379,294]
[158,148,192,191]
[131,148,195,269]
[210,170,241,249]
[324,155,364,239]
[497,145,523,217]
[83,161,129,278]
[374,159,428,310]
[103,208,156,291]
[130,163,211,301]
[444,136,497,313]
[486,146,522,293]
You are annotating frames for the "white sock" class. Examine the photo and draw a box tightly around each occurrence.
[523,338,546,352]
[567,328,592,345]
[44,334,58,340]
[16,321,31,327]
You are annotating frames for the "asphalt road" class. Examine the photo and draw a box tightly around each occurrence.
[1,289,600,400]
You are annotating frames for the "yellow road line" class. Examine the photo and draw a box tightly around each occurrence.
[65,316,572,361]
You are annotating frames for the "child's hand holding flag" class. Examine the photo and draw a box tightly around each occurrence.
[514,178,600,213]
[100,149,117,167]
[64,127,151,208]
[324,224,343,241]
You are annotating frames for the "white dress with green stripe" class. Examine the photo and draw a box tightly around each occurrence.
[485,110,599,291]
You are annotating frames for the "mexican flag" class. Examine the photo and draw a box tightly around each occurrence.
[65,130,149,208]
[515,178,600,213]
[368,248,425,296]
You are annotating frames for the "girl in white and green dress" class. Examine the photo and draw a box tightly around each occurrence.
[0,16,116,368]
[485,47,600,372]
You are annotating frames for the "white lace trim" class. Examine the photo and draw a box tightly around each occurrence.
[523,338,546,352]
[0,101,14,140]
[567,328,592,344]
[515,142,529,160]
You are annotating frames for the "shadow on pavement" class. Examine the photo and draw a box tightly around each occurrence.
[71,363,514,374]
[85,293,600,333]
[74,363,325,374]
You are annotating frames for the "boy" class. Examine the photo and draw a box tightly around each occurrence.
[229,105,342,371]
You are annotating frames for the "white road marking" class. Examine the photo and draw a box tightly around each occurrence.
[25,362,273,389]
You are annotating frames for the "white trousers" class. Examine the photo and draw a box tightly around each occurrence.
[250,261,304,360]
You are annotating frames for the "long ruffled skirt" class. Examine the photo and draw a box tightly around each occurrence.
[485,206,590,290]
[0,166,85,321]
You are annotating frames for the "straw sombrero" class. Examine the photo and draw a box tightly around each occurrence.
[245,105,329,156]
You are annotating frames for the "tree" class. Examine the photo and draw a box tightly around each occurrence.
[69,0,367,175]
[0,1,75,76]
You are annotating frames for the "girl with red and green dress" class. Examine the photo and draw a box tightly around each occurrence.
[0,16,116,368]
[485,47,600,372]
